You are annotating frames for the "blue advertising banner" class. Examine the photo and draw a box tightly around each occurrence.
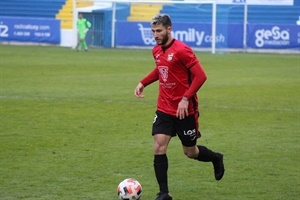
[0,17,60,44]
[217,0,294,5]
[116,21,300,50]
[247,24,300,49]
[116,22,243,48]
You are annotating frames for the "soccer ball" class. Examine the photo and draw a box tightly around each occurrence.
[117,178,142,200]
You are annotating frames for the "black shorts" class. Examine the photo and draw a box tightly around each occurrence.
[152,110,201,147]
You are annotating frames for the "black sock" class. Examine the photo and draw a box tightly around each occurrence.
[196,145,218,162]
[154,154,169,193]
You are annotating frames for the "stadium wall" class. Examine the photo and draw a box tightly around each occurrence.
[82,0,300,52]
[0,0,299,53]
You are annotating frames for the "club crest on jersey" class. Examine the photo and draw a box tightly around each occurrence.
[158,66,168,82]
[168,53,174,61]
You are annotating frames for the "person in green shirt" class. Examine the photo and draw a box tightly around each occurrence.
[76,12,91,51]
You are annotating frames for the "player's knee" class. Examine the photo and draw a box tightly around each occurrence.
[154,143,167,155]
[183,147,198,159]
[184,151,197,159]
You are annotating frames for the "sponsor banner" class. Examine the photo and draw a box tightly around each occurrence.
[116,22,243,48]
[0,17,60,44]
[216,0,294,5]
[116,22,299,50]
[247,24,300,49]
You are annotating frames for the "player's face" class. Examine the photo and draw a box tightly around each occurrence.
[152,24,171,46]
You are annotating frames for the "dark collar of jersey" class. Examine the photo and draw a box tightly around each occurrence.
[161,39,175,52]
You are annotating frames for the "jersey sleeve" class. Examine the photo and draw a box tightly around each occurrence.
[86,21,92,28]
[180,45,199,69]
[180,45,207,99]
[140,68,159,87]
[183,62,207,99]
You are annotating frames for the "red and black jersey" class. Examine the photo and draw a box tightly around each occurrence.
[140,39,207,117]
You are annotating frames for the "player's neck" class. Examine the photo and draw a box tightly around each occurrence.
[162,37,174,47]
[161,37,175,51]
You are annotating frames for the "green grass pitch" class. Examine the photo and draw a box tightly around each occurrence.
[0,45,299,200]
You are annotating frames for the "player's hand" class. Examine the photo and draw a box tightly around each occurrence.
[134,82,145,98]
[84,29,89,33]
[176,97,189,119]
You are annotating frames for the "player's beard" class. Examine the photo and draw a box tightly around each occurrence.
[156,33,169,46]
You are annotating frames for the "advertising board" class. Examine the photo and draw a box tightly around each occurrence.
[0,17,61,44]
[116,21,300,50]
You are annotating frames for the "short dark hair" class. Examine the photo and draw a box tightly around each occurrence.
[151,14,172,27]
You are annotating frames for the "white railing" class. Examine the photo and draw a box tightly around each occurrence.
[74,0,218,53]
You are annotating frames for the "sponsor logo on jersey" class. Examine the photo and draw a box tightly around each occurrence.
[184,128,197,140]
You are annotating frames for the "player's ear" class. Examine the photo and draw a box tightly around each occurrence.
[167,26,172,34]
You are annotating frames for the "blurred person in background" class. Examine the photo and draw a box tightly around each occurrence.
[76,12,91,51]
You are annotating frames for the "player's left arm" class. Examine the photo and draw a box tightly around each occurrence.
[84,20,92,33]
[183,62,207,99]
[180,46,207,99]
[86,21,92,28]
[176,62,206,119]
[176,46,207,119]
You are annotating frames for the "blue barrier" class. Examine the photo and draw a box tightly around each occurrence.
[116,21,300,50]
[116,22,243,48]
[0,16,61,44]
[247,24,300,49]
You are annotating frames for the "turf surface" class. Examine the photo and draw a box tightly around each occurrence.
[0,45,299,199]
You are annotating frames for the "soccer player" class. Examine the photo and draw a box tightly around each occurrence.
[76,12,91,51]
[134,14,225,200]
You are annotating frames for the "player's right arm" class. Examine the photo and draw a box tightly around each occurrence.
[134,68,159,98]
[134,82,145,98]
